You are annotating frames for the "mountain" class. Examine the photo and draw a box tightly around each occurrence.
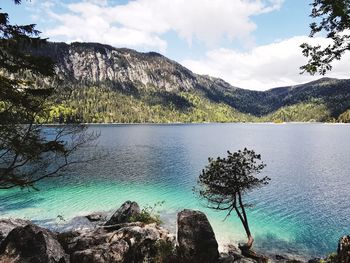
[32,42,350,123]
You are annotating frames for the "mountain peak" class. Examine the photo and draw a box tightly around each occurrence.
[32,41,350,121]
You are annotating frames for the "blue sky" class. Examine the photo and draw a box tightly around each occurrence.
[2,0,350,90]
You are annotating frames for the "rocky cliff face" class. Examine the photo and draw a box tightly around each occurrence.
[35,42,230,94]
[31,42,350,118]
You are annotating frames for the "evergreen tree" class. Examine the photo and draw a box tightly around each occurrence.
[195,149,270,252]
[0,1,96,189]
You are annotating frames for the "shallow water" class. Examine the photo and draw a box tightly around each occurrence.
[1,123,349,258]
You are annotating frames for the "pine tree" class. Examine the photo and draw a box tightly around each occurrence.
[0,1,96,189]
[195,149,270,252]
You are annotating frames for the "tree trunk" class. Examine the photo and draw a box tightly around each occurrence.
[239,234,254,250]
[237,191,254,250]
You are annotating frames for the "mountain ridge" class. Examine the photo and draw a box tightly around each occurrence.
[32,41,350,123]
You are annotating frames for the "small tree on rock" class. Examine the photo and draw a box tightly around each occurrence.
[195,148,270,251]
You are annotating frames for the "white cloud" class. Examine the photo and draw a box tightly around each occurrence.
[39,0,283,52]
[182,36,350,90]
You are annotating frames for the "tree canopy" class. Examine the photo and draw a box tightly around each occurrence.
[0,1,96,189]
[301,0,350,75]
[195,148,270,251]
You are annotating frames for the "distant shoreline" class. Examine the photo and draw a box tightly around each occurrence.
[43,121,350,126]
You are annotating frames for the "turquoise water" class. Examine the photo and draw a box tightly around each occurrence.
[1,123,349,258]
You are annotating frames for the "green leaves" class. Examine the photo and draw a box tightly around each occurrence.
[195,148,269,209]
[301,0,350,75]
[0,2,97,189]
[129,201,165,225]
[195,149,270,245]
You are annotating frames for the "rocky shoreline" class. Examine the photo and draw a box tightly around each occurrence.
[0,201,348,263]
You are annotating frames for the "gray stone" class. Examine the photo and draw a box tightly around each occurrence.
[177,209,219,263]
[235,258,258,263]
[307,258,321,263]
[0,224,69,263]
[105,201,141,226]
[219,244,243,262]
[71,240,129,263]
[219,254,236,263]
[63,222,175,263]
[241,249,268,263]
[276,255,288,260]
[338,235,350,263]
[219,252,244,263]
[34,42,203,93]
[86,213,105,222]
[0,218,29,245]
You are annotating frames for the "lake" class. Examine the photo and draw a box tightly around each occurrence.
[1,123,349,258]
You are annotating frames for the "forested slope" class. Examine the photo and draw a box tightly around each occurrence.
[31,42,350,123]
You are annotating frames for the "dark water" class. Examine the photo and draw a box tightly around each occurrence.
[1,123,349,258]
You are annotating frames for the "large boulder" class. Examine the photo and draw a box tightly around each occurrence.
[0,218,29,245]
[61,222,175,263]
[177,209,219,263]
[338,236,350,263]
[0,224,69,263]
[71,239,129,263]
[105,201,141,226]
[114,223,173,262]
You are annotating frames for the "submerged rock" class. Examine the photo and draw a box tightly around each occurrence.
[177,209,219,263]
[0,224,69,263]
[105,201,141,226]
[338,235,350,263]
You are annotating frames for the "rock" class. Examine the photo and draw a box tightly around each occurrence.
[117,224,170,262]
[338,235,350,263]
[308,258,321,263]
[219,244,243,262]
[71,240,129,263]
[276,255,288,260]
[105,201,141,226]
[235,258,258,263]
[57,231,82,253]
[177,209,219,263]
[0,224,69,263]
[241,248,268,263]
[62,222,175,263]
[219,254,236,263]
[219,253,244,263]
[86,213,105,222]
[102,222,144,232]
[34,42,202,93]
[54,216,96,233]
[0,218,29,245]
[270,254,306,263]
